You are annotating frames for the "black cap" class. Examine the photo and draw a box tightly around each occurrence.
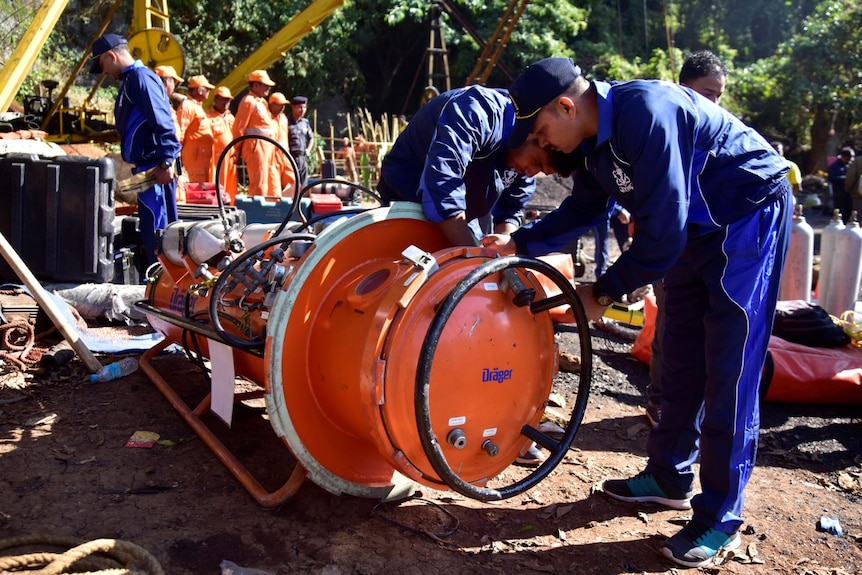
[90,34,127,74]
[291,96,308,105]
[507,57,581,148]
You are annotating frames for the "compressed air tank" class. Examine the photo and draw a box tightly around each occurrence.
[779,204,814,302]
[816,209,845,313]
[823,211,862,317]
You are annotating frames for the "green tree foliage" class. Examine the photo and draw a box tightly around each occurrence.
[5,0,861,166]
[169,0,345,91]
[325,0,589,113]
[674,0,803,62]
[170,0,426,112]
[734,0,862,171]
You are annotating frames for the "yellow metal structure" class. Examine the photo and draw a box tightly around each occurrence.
[3,0,343,140]
[39,0,123,142]
[38,0,181,142]
[129,0,171,34]
[127,28,185,72]
[464,0,530,86]
[127,0,183,72]
[0,0,71,113]
[214,0,345,100]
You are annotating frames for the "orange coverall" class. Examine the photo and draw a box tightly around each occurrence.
[166,107,185,202]
[271,111,296,197]
[232,93,277,196]
[169,108,181,137]
[177,98,213,184]
[207,107,238,202]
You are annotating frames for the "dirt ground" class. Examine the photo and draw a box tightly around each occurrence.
[1,177,861,574]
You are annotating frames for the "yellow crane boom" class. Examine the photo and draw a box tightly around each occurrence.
[0,0,71,113]
[214,0,345,99]
[1,0,345,137]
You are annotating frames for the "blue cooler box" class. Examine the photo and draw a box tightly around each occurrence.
[234,195,312,224]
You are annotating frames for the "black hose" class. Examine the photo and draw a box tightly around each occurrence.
[207,233,315,350]
[213,134,299,244]
[414,255,592,501]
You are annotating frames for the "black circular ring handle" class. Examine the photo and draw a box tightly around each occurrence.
[213,134,300,229]
[414,255,592,501]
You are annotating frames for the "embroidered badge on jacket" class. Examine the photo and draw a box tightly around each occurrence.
[613,162,633,194]
[501,168,518,188]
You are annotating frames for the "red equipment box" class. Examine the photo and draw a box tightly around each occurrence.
[310,193,343,215]
[184,182,231,206]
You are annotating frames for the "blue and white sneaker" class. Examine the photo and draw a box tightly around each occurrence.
[661,521,742,567]
[601,471,693,510]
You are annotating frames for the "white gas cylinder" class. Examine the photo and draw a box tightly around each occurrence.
[779,204,814,302]
[816,209,845,313]
[160,220,227,267]
[823,211,862,317]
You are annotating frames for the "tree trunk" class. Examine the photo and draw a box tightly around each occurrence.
[809,105,831,174]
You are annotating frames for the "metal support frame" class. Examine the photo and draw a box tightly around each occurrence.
[138,338,308,507]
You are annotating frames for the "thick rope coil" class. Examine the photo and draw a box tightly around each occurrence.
[0,535,165,575]
[0,321,42,370]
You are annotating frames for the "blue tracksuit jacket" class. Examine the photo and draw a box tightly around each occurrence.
[514,80,789,298]
[377,85,534,232]
[115,60,180,171]
[114,60,181,265]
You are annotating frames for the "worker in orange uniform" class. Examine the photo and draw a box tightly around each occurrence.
[153,65,185,202]
[207,85,238,203]
[268,92,295,197]
[335,137,358,182]
[232,69,277,196]
[154,65,183,135]
[177,74,215,185]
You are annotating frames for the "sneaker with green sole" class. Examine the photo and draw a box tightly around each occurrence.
[661,521,741,568]
[601,471,693,510]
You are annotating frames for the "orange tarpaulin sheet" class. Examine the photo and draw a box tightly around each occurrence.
[630,294,862,404]
[763,335,862,404]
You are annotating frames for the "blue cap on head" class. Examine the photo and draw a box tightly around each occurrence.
[507,57,582,148]
[90,34,127,74]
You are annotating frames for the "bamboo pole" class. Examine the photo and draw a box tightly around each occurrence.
[0,231,103,372]
[365,109,378,142]
[381,112,390,143]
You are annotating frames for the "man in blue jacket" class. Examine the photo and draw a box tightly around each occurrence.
[378,84,581,466]
[377,85,577,247]
[482,57,792,568]
[91,34,181,271]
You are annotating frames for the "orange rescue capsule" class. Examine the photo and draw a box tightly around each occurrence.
[139,202,591,506]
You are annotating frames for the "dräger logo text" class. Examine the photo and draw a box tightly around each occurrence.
[482,367,513,383]
[169,287,197,314]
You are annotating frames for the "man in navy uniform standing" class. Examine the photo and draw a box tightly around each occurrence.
[91,33,181,271]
